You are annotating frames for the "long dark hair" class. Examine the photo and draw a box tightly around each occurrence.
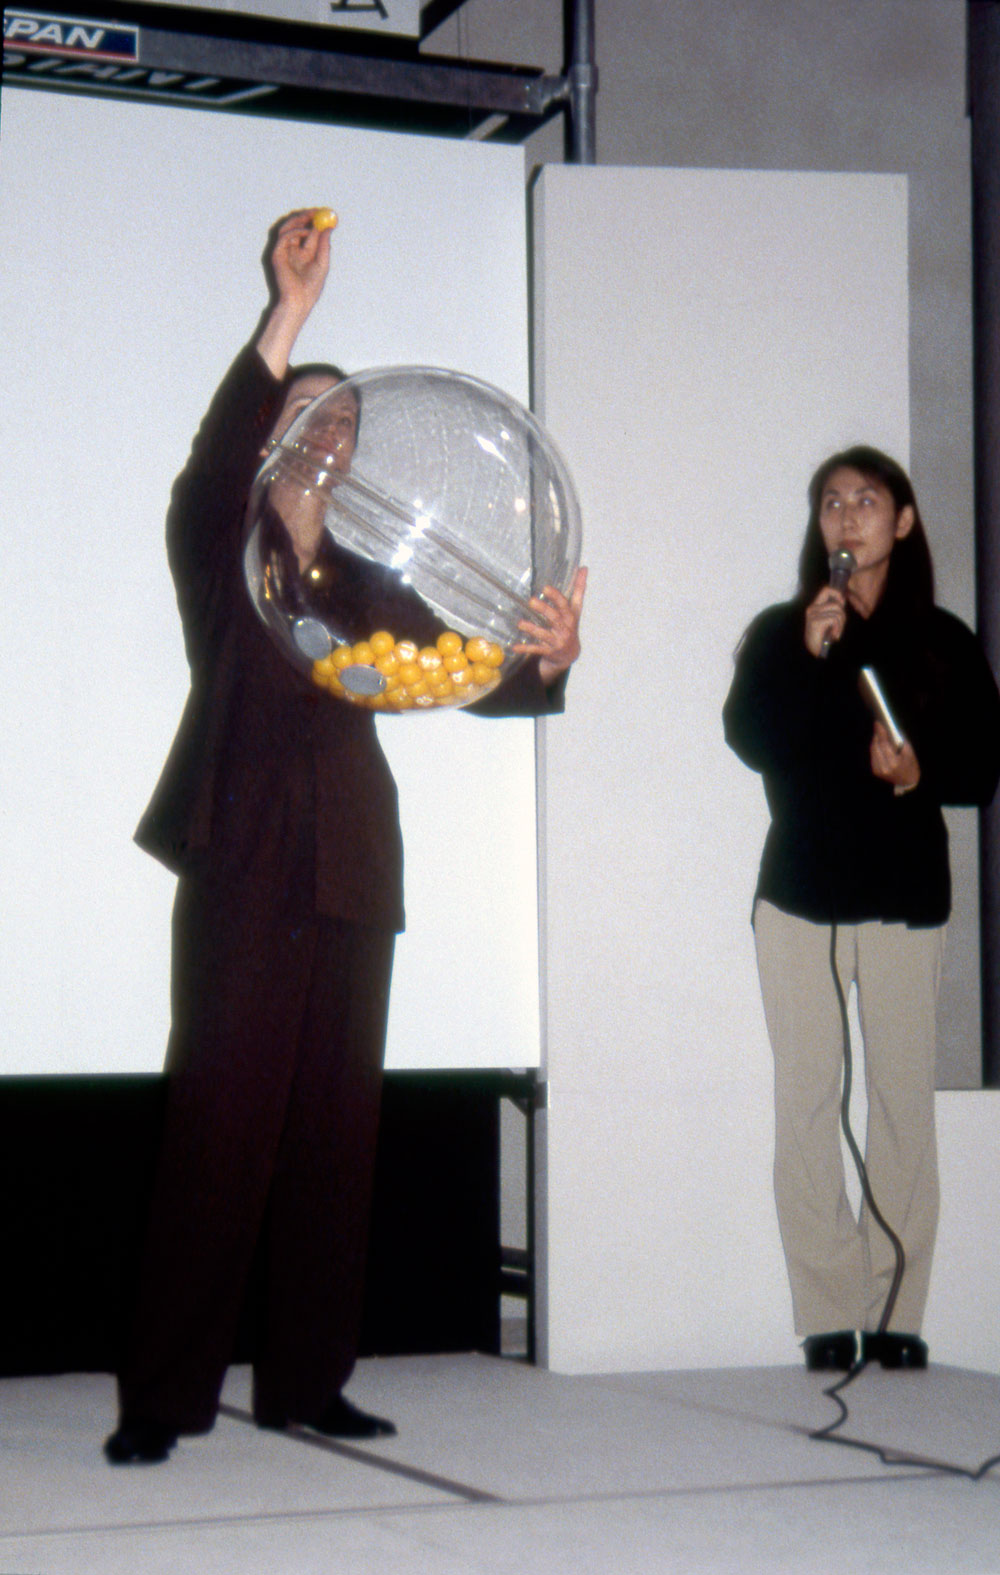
[287,360,348,386]
[797,445,935,616]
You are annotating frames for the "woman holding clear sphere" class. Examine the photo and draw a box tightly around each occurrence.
[106,211,586,1464]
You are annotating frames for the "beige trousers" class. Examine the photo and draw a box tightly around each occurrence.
[754,900,943,1337]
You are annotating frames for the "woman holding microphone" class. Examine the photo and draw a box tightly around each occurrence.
[724,446,1000,1372]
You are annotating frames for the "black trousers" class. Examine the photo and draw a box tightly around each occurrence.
[118,873,395,1432]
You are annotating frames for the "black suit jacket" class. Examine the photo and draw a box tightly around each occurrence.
[135,344,565,932]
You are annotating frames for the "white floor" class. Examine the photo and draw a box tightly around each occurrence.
[3,1355,1000,1573]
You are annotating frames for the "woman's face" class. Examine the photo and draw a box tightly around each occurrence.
[818,465,914,606]
[268,373,355,457]
[266,377,359,569]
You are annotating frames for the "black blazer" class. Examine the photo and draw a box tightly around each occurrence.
[135,344,564,932]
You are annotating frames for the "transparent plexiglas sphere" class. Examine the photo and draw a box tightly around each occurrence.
[244,366,582,712]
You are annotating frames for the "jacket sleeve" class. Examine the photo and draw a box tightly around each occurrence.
[900,613,1000,807]
[465,656,568,719]
[722,604,825,777]
[166,344,286,666]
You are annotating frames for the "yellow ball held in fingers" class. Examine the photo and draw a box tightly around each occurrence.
[313,207,338,231]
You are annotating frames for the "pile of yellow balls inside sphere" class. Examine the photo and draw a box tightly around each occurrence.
[312,629,506,710]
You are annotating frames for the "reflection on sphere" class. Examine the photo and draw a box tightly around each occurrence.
[244,366,582,712]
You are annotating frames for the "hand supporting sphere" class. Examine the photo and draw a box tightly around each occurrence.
[244,366,582,711]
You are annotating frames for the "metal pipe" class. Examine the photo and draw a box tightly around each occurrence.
[968,2,1000,1083]
[565,0,596,163]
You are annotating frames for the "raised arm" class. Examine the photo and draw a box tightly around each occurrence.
[166,211,335,663]
[256,209,333,380]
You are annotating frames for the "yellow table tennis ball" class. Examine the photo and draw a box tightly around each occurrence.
[436,630,464,658]
[370,630,396,657]
[465,636,504,667]
[464,636,491,664]
[313,207,338,231]
[352,640,375,666]
[312,656,341,692]
[331,644,355,670]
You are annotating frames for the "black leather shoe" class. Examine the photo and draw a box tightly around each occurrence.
[862,1331,928,1370]
[312,1396,397,1438]
[104,1419,178,1464]
[257,1395,396,1439]
[802,1331,857,1372]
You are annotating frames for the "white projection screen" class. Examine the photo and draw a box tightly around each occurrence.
[0,88,539,1075]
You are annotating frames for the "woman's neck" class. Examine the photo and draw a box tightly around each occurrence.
[847,560,890,620]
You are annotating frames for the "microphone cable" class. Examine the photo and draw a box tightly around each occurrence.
[807,932,1000,1481]
[829,918,906,1339]
[763,559,1000,1479]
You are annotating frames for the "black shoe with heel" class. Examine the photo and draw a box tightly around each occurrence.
[861,1331,928,1369]
[255,1394,396,1439]
[802,1331,857,1372]
[104,1418,178,1464]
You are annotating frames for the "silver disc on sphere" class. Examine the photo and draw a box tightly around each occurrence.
[340,664,388,696]
[292,617,334,660]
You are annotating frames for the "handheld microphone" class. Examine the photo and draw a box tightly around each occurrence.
[819,548,856,658]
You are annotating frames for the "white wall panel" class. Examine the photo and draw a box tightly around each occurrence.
[0,88,537,1074]
[533,163,913,1370]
